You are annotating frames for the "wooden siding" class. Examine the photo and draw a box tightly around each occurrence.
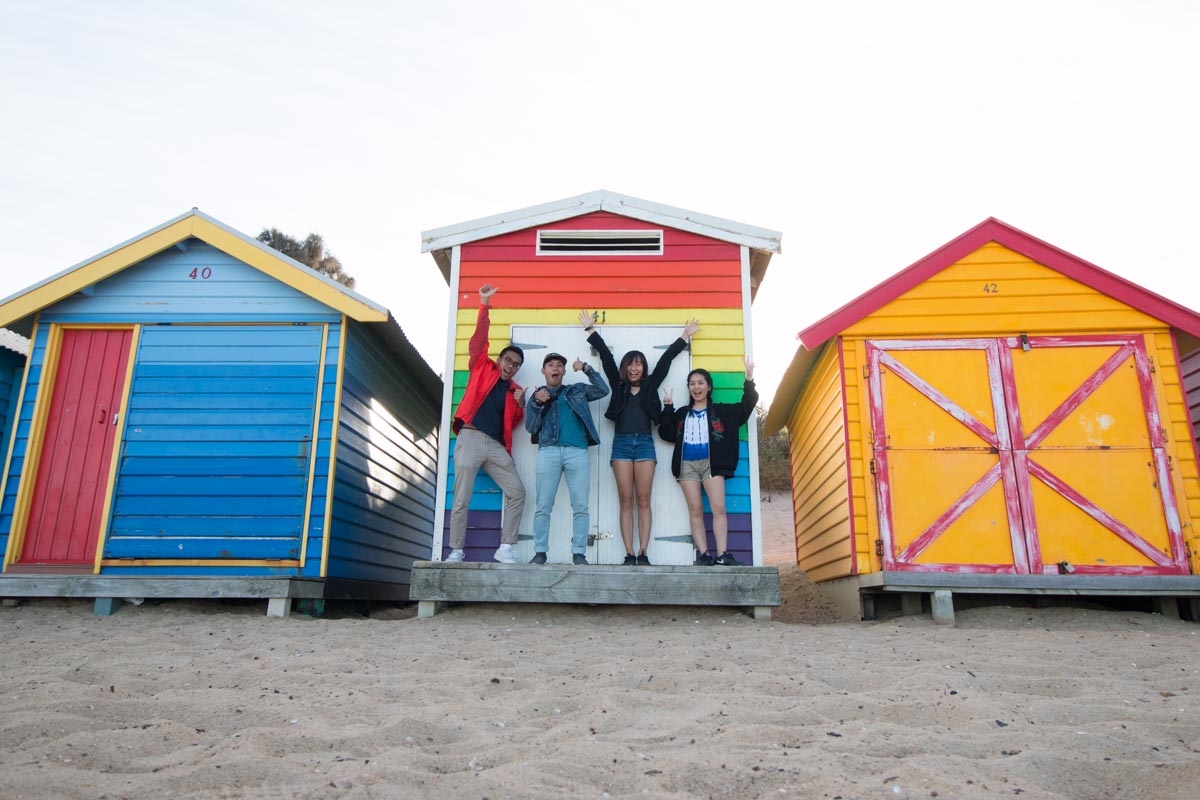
[841,244,1162,338]
[327,322,439,586]
[103,325,323,562]
[39,239,342,324]
[787,344,854,581]
[460,211,740,261]
[1184,346,1200,450]
[0,354,21,489]
[0,325,50,565]
[451,309,746,375]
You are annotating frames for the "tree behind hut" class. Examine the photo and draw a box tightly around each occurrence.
[257,228,356,288]
[756,405,792,497]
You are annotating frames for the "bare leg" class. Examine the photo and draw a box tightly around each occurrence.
[633,460,656,554]
[702,475,728,553]
[612,460,635,555]
[679,480,708,554]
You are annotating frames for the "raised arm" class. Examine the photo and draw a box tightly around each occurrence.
[736,358,759,425]
[468,284,499,369]
[580,310,621,386]
[657,387,678,441]
[574,357,610,401]
[647,317,700,389]
[524,386,550,435]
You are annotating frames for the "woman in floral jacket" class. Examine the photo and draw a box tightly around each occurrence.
[657,358,757,566]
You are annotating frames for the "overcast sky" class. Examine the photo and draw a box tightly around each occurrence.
[2,0,1197,407]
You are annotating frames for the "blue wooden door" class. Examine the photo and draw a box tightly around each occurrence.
[103,325,323,562]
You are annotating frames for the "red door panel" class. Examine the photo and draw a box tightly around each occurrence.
[19,329,132,567]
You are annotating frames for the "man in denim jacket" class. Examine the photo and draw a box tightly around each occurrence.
[524,352,609,565]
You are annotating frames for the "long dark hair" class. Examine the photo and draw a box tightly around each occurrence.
[686,368,713,406]
[619,350,648,384]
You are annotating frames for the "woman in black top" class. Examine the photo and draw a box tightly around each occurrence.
[580,311,700,565]
[658,358,757,566]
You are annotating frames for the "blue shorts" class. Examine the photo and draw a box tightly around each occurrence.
[610,432,657,463]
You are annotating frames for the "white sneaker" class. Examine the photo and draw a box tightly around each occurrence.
[445,549,465,562]
[493,543,517,564]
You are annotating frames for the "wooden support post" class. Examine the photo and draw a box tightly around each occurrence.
[860,592,876,621]
[931,590,955,626]
[266,598,292,618]
[1153,597,1180,619]
[1187,598,1200,623]
[417,600,439,618]
[901,592,923,616]
[752,606,772,621]
[93,598,122,617]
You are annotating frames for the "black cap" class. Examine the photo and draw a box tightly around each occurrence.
[542,352,567,366]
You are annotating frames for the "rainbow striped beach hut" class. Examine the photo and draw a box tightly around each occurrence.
[418,191,781,594]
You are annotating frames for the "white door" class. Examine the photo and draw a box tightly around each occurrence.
[507,324,694,565]
[509,325,605,565]
[588,326,694,565]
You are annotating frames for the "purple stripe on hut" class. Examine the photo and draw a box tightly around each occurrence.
[442,512,752,564]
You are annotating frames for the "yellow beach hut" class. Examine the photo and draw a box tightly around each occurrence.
[765,218,1200,623]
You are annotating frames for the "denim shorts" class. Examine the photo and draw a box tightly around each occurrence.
[611,432,657,462]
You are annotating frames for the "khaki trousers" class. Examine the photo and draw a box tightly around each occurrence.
[448,428,526,549]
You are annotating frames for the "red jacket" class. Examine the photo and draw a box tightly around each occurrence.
[452,305,524,453]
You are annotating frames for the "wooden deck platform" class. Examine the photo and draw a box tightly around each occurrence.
[409,561,782,619]
[823,572,1200,626]
[0,575,407,617]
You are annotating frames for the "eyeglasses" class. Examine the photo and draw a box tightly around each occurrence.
[499,355,523,368]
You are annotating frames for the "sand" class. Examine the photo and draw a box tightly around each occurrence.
[1,497,1198,799]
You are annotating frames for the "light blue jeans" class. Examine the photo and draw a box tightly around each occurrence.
[533,445,590,555]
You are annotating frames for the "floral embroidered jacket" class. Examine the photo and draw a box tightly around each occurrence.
[657,379,758,479]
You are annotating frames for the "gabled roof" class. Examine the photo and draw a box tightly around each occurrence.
[798,217,1200,348]
[0,210,442,405]
[0,208,388,329]
[764,217,1200,436]
[421,189,782,291]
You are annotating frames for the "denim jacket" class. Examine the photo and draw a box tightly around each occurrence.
[524,365,610,446]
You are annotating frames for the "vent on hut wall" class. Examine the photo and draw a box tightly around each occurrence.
[536,229,663,256]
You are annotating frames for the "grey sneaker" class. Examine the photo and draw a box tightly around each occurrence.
[529,552,547,565]
[493,543,517,564]
[446,549,465,563]
[572,554,588,565]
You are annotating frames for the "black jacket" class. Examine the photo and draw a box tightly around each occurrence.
[658,380,758,478]
[586,329,688,428]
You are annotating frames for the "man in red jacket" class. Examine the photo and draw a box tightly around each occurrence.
[446,284,527,563]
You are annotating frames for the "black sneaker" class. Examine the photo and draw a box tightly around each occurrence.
[622,554,638,566]
[715,551,742,566]
[572,554,589,565]
[529,552,547,565]
[695,552,715,566]
[636,553,651,566]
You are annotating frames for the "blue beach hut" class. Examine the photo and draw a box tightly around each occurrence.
[0,210,440,615]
